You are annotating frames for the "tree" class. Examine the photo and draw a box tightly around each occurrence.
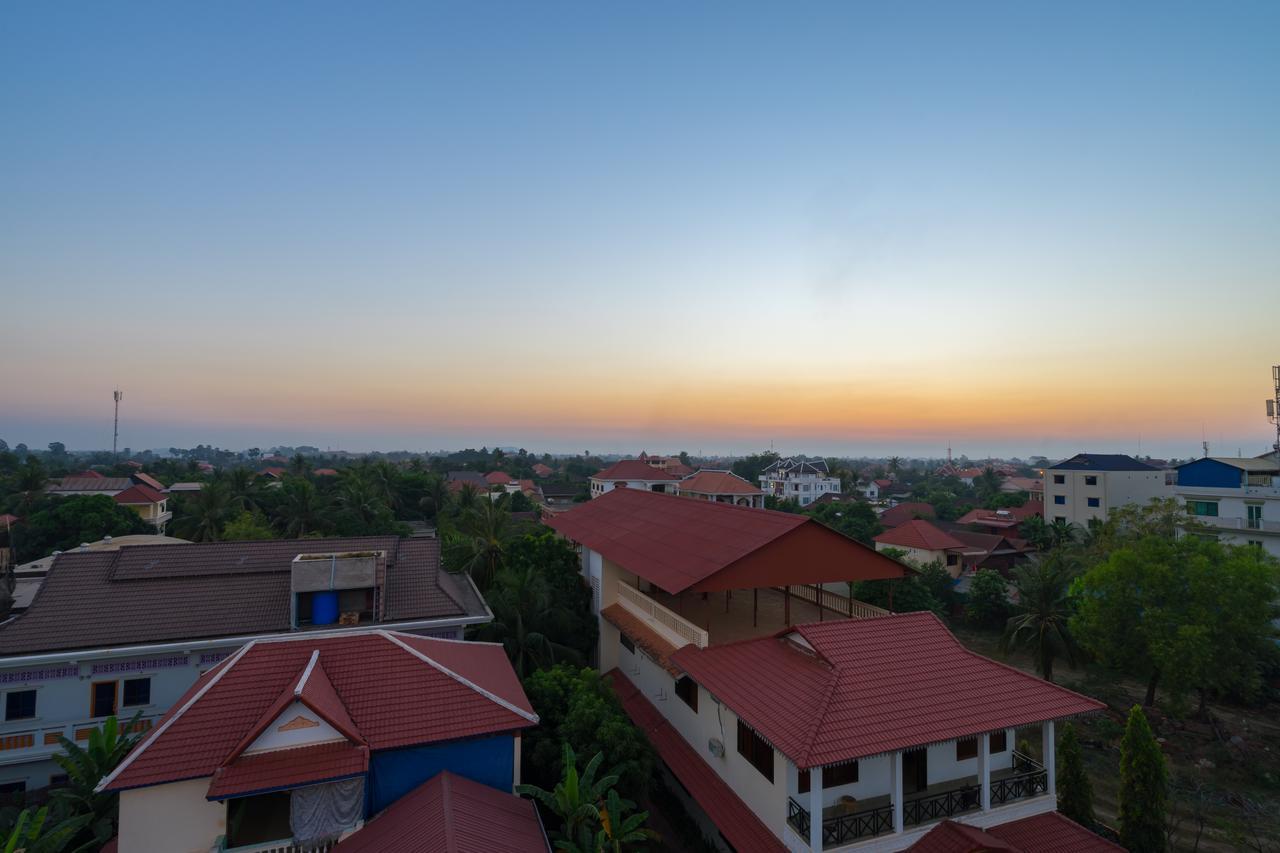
[1020,515,1051,551]
[1000,554,1083,683]
[276,478,328,538]
[730,451,780,485]
[1056,722,1094,827]
[476,560,585,678]
[51,714,144,849]
[419,474,449,520]
[975,466,1001,504]
[172,480,232,542]
[964,569,1010,628]
[1,806,89,853]
[1073,536,1280,709]
[888,456,902,477]
[15,495,150,562]
[224,467,259,513]
[221,510,277,541]
[288,452,312,477]
[1119,705,1167,853]
[803,501,881,546]
[597,786,657,853]
[517,744,615,848]
[444,500,513,590]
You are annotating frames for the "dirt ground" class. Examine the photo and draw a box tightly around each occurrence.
[952,626,1280,853]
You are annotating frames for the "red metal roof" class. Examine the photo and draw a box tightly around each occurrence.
[207,741,369,799]
[112,484,167,506]
[606,670,786,853]
[601,604,681,676]
[874,519,966,551]
[131,472,166,491]
[485,471,514,485]
[102,632,536,792]
[545,488,904,594]
[592,460,680,481]
[333,770,548,853]
[909,813,1124,853]
[877,503,937,528]
[677,470,762,496]
[670,613,1105,768]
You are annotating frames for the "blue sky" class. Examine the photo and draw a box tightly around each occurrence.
[2,2,1278,458]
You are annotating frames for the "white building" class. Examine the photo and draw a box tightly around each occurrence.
[1042,453,1168,527]
[0,537,490,794]
[675,469,765,508]
[1174,455,1280,558]
[589,459,680,498]
[760,457,842,507]
[546,490,1104,852]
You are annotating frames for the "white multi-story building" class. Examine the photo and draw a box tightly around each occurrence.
[760,457,842,507]
[1042,453,1168,527]
[547,489,1107,852]
[589,459,680,498]
[1174,455,1280,558]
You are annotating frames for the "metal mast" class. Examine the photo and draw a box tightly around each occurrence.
[113,389,123,458]
[1268,365,1280,462]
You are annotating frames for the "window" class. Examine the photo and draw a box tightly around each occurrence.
[1247,504,1263,529]
[1052,474,1065,484]
[0,782,26,797]
[1053,495,1066,505]
[226,791,293,847]
[946,554,958,566]
[823,762,859,788]
[1087,497,1100,508]
[1186,500,1219,517]
[675,676,698,712]
[123,678,151,708]
[956,737,977,761]
[619,633,635,654]
[991,731,1007,753]
[736,719,774,782]
[798,768,810,794]
[49,774,69,787]
[4,690,36,721]
[1084,475,1097,486]
[1055,516,1066,523]
[1248,540,1264,549]
[91,682,117,718]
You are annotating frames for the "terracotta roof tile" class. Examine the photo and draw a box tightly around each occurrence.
[670,613,1105,768]
[112,484,167,505]
[485,471,514,485]
[592,460,680,481]
[207,741,369,799]
[676,470,762,496]
[874,519,966,551]
[131,472,166,491]
[877,503,937,528]
[601,604,681,676]
[908,813,1125,853]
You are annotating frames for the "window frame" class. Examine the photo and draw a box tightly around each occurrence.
[122,677,152,708]
[4,689,37,722]
[619,633,635,655]
[1087,497,1100,508]
[1053,495,1066,505]
[1052,474,1065,484]
[674,676,698,712]
[736,719,774,782]
[90,681,117,719]
[1084,475,1097,486]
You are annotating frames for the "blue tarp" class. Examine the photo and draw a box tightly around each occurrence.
[366,735,514,814]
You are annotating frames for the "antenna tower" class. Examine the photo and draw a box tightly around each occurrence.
[1268,365,1280,461]
[113,389,123,458]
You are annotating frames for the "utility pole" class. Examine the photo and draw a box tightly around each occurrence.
[1267,365,1280,462]
[113,389,123,458]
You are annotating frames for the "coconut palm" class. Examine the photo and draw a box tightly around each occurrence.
[1047,518,1079,549]
[277,477,328,537]
[477,562,584,677]
[453,482,480,513]
[224,467,259,513]
[336,475,387,531]
[15,458,47,514]
[173,480,232,541]
[419,474,450,520]
[1000,554,1085,683]
[288,453,312,478]
[445,500,511,590]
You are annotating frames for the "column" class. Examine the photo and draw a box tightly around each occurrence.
[978,732,991,811]
[809,767,823,851]
[1042,720,1056,797]
[891,751,904,834]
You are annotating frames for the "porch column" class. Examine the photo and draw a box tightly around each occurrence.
[978,733,991,811]
[784,585,791,625]
[890,751,904,834]
[1042,720,1056,798]
[753,588,758,627]
[809,766,823,851]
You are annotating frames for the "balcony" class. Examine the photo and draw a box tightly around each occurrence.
[616,581,709,648]
[214,838,336,853]
[1190,515,1280,534]
[785,752,1048,848]
[0,714,159,759]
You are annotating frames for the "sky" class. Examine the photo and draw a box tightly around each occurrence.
[2,2,1279,460]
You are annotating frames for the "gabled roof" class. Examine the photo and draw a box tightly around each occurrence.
[955,505,1041,528]
[447,471,488,486]
[670,613,1104,768]
[874,519,966,551]
[51,477,133,492]
[592,460,680,481]
[101,631,536,793]
[676,469,762,496]
[112,484,167,506]
[664,462,696,476]
[207,741,369,800]
[1048,453,1156,472]
[909,813,1124,852]
[0,537,487,655]
[761,456,830,476]
[485,471,514,485]
[877,502,936,528]
[332,771,549,853]
[259,467,287,478]
[1179,456,1279,473]
[531,463,554,477]
[131,472,166,491]
[545,488,906,594]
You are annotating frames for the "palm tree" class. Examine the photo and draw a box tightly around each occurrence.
[51,714,144,849]
[278,477,328,537]
[445,500,511,590]
[225,467,259,513]
[419,474,450,520]
[516,745,617,848]
[336,475,386,531]
[888,456,902,478]
[478,562,583,677]
[453,482,480,513]
[1000,554,1085,683]
[288,453,312,478]
[1048,518,1080,549]
[174,480,232,541]
[15,458,47,514]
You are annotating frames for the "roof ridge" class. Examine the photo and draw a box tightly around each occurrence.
[97,640,259,792]
[378,631,538,724]
[441,772,459,853]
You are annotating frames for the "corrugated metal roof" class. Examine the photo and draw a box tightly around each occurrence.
[670,613,1105,768]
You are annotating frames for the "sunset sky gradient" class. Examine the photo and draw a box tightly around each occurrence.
[3,2,1278,458]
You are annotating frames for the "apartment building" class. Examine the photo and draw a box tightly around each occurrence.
[1042,453,1167,526]
[1174,455,1280,557]
[760,457,842,507]
[546,490,1103,852]
[0,537,490,793]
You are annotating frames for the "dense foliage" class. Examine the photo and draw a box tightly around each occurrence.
[1056,722,1095,827]
[1119,705,1168,853]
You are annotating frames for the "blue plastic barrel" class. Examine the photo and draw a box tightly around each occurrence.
[312,590,340,625]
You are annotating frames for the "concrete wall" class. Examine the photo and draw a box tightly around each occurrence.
[1043,469,1167,526]
[118,777,225,853]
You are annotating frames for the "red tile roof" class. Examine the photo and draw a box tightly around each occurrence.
[260,467,287,478]
[545,488,905,594]
[664,462,696,477]
[877,502,936,528]
[485,471,514,485]
[101,632,536,792]
[874,478,893,488]
[676,470,762,496]
[131,472,166,491]
[606,670,786,853]
[0,514,20,528]
[874,519,966,551]
[909,813,1125,853]
[592,460,680,481]
[670,613,1105,768]
[956,505,1042,527]
[532,463,554,477]
[207,741,369,799]
[333,771,548,853]
[69,470,105,479]
[601,604,681,676]
[112,484,167,506]
[314,468,339,476]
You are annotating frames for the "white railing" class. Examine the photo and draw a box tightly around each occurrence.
[616,582,709,648]
[1193,516,1280,533]
[0,714,160,757]
[216,837,336,853]
[777,584,890,620]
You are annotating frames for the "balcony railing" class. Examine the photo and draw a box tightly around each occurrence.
[616,581,709,648]
[1190,516,1280,533]
[777,584,890,620]
[215,837,335,853]
[903,784,982,825]
[0,714,158,756]
[787,797,896,846]
[992,752,1049,804]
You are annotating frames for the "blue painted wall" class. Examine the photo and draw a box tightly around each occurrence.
[1176,459,1243,489]
[367,734,514,813]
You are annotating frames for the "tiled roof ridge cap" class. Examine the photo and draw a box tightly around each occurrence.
[377,631,537,725]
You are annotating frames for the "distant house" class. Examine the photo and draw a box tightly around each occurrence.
[485,470,515,487]
[874,519,971,574]
[314,467,339,477]
[1043,453,1167,526]
[589,460,680,498]
[1001,476,1044,502]
[47,477,135,498]
[111,484,172,534]
[259,466,288,480]
[164,481,203,495]
[1174,456,1280,557]
[954,504,1042,537]
[759,457,841,507]
[445,471,488,495]
[876,502,936,529]
[539,482,585,509]
[531,463,554,478]
[906,813,1123,852]
[675,469,764,508]
[101,632,542,853]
